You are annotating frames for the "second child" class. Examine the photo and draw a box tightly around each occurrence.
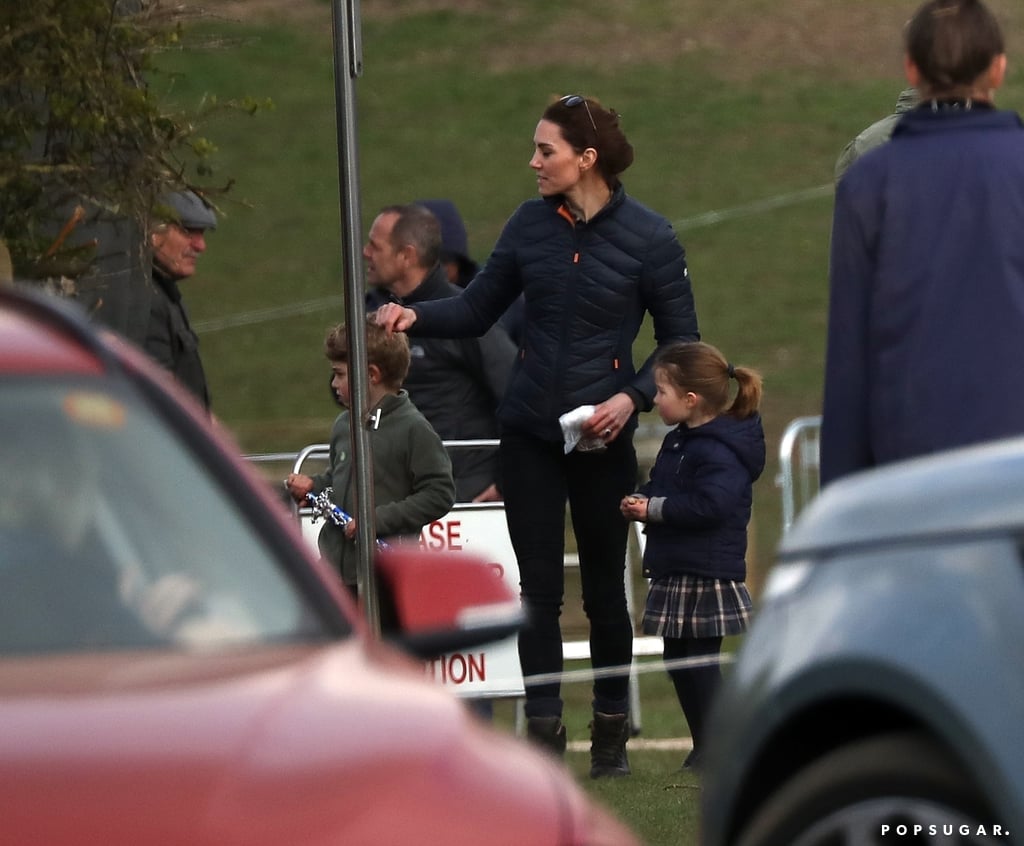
[286,318,455,594]
[620,341,764,771]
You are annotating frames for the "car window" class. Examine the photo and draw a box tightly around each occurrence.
[0,379,330,655]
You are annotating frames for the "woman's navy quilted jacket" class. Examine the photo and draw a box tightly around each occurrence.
[409,186,700,442]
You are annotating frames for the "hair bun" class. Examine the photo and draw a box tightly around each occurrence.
[601,109,634,175]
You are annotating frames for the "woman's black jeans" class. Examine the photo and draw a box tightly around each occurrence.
[500,430,637,719]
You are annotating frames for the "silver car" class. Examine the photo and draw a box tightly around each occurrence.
[701,438,1024,845]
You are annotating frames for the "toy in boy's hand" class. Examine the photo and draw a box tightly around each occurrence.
[306,488,389,548]
[306,488,352,527]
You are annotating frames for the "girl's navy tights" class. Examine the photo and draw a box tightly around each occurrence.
[663,635,723,755]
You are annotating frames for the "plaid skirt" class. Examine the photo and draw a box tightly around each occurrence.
[642,574,752,640]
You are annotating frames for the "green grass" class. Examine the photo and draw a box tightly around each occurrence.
[488,654,705,846]
[155,11,847,570]
[153,2,1024,842]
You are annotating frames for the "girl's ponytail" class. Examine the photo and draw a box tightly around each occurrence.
[726,365,762,420]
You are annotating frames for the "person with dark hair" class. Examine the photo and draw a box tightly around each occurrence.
[822,0,1024,486]
[144,189,217,409]
[285,318,455,595]
[376,94,699,777]
[620,342,764,772]
[364,203,515,504]
[414,199,480,288]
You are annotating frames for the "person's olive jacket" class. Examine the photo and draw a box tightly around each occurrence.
[312,390,454,586]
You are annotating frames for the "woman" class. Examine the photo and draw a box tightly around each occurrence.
[377,94,699,777]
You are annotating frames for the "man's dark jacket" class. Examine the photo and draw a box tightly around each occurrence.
[823,106,1024,485]
[145,268,210,409]
[407,186,699,442]
[367,265,515,501]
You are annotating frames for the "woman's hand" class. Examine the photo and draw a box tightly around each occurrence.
[375,303,417,333]
[584,392,637,444]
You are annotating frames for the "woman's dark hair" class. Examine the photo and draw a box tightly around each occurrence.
[905,0,1004,94]
[655,341,763,420]
[542,94,635,186]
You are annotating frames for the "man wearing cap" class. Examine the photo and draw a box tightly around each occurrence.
[144,189,217,410]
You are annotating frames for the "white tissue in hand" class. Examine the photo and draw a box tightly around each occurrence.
[558,404,604,454]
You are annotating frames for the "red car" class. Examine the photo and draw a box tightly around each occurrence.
[0,287,638,846]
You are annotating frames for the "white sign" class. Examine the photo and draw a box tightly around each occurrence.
[299,503,524,698]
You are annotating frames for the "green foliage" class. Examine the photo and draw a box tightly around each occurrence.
[0,0,269,281]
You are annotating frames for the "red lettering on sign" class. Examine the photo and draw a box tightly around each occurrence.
[448,654,468,684]
[446,520,462,550]
[424,652,487,684]
[418,519,464,551]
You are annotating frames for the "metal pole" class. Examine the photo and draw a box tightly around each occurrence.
[329,0,379,632]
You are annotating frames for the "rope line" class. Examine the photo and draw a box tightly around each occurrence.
[193,184,834,334]
[672,183,833,231]
[192,294,344,332]
[515,651,735,692]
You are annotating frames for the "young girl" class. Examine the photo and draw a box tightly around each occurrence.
[620,341,764,771]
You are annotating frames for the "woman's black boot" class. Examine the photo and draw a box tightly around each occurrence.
[526,716,567,758]
[588,712,631,778]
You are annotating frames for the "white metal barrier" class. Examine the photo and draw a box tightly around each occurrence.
[776,415,822,534]
[248,441,660,732]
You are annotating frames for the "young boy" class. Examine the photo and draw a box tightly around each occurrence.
[286,317,455,593]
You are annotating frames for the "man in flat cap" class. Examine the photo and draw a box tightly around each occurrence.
[144,189,217,410]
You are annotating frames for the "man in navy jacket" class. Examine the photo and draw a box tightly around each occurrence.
[821,0,1024,486]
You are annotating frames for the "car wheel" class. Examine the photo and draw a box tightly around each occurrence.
[735,731,1004,846]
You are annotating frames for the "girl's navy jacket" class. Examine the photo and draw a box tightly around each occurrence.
[639,413,765,581]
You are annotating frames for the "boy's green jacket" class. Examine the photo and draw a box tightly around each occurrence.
[313,389,454,585]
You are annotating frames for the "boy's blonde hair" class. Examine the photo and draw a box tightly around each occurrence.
[324,315,411,389]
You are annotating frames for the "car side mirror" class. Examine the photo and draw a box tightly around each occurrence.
[373,548,524,660]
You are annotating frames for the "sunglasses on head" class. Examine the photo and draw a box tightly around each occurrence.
[560,94,598,138]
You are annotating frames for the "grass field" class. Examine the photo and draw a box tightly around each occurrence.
[154,1,1024,842]
[161,0,1024,583]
